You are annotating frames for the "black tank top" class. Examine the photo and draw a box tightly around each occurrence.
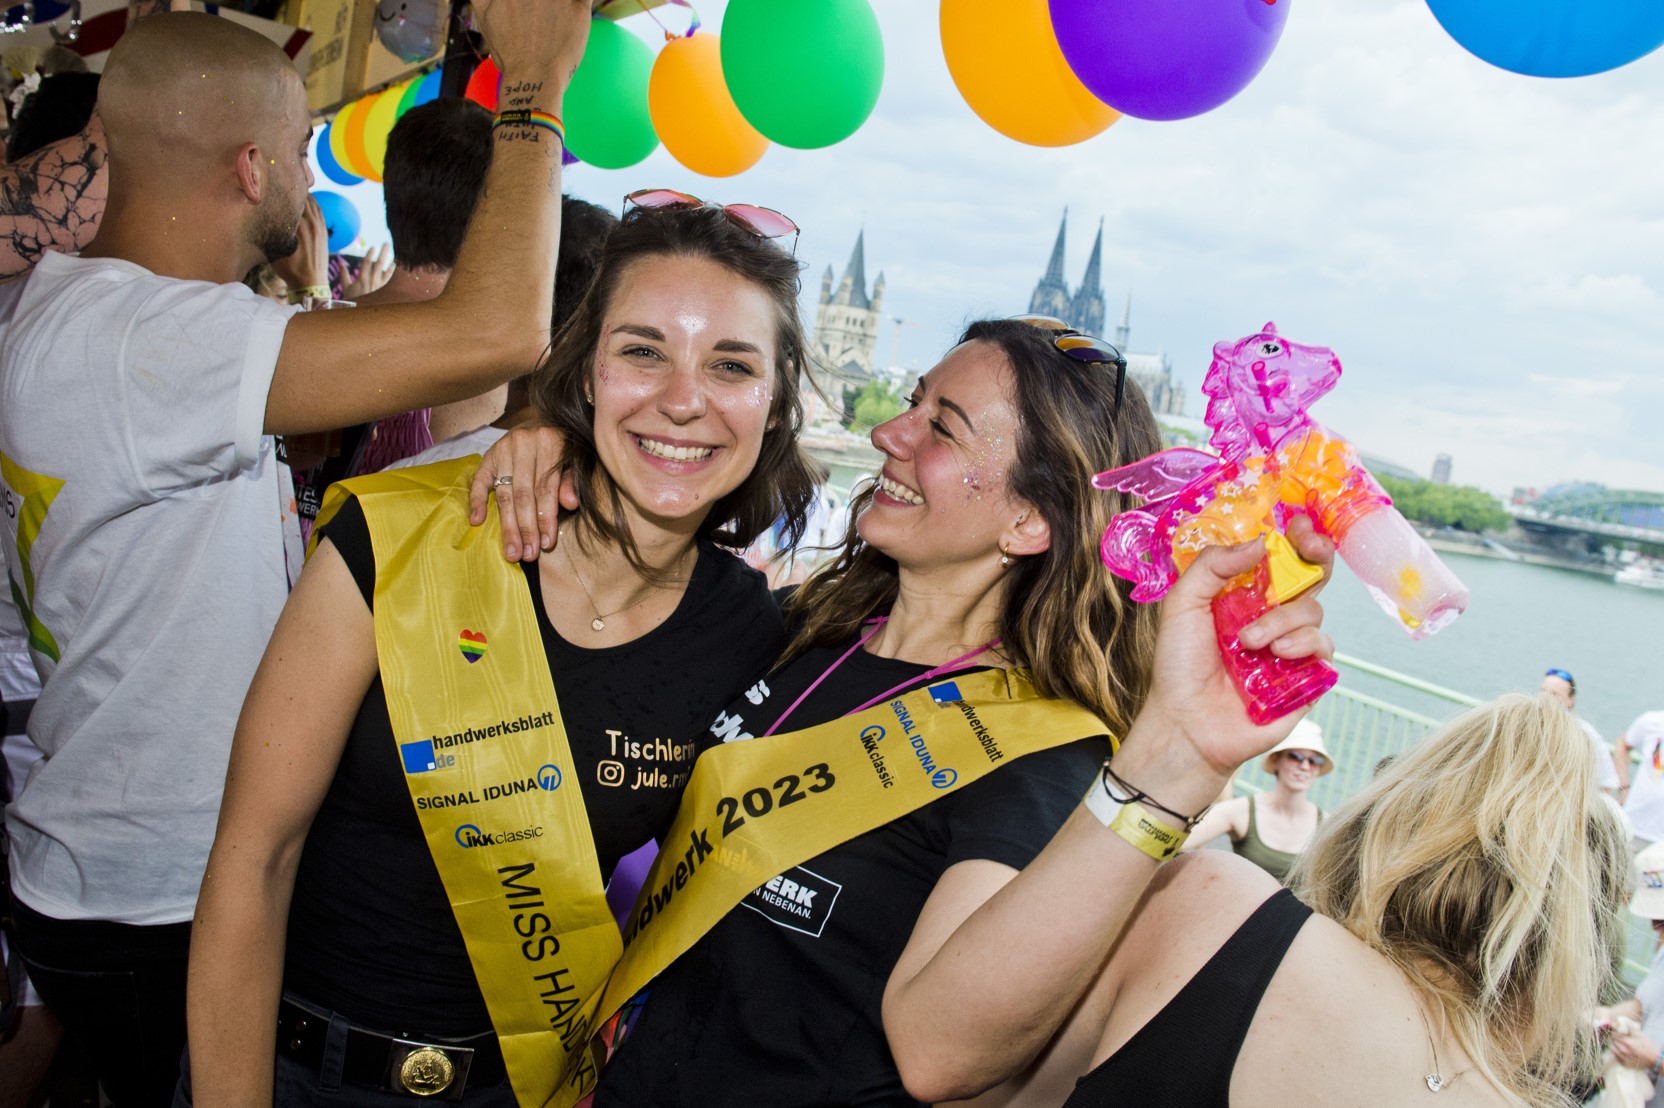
[1063,887,1313,1107]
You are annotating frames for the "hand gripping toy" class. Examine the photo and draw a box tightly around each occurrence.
[1094,323,1468,724]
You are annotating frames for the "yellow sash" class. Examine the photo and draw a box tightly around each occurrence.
[597,669,1108,1019]
[315,461,614,1107]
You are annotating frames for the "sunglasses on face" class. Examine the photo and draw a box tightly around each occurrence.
[1010,315,1128,410]
[1282,751,1327,769]
[622,188,800,255]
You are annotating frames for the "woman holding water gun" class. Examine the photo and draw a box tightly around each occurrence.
[481,315,1336,1104]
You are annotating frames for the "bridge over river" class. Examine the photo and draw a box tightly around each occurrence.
[1510,485,1664,554]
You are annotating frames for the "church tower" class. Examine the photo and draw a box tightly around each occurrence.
[1027,210,1072,320]
[813,231,884,377]
[1067,219,1105,337]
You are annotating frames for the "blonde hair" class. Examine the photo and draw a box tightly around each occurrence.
[1290,694,1630,1106]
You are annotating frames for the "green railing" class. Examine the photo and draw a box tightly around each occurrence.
[1230,655,1651,985]
[1230,652,1478,809]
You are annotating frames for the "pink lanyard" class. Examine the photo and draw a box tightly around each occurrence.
[760,618,1000,738]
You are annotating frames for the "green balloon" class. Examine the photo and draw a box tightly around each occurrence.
[564,18,659,170]
[721,0,884,150]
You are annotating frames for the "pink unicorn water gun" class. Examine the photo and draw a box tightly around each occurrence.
[1094,323,1468,725]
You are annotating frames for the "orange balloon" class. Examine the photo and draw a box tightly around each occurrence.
[363,80,412,182]
[649,34,768,178]
[341,88,390,179]
[940,0,1119,147]
[327,96,363,172]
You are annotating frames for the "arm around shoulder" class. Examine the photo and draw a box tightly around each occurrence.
[186,541,379,1106]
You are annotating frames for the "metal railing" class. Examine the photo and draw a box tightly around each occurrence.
[1229,655,1652,984]
[1229,653,1478,810]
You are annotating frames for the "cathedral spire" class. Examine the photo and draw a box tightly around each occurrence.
[1116,292,1131,349]
[835,230,870,310]
[1028,209,1072,320]
[1079,219,1103,296]
[1043,208,1068,283]
[1067,217,1105,337]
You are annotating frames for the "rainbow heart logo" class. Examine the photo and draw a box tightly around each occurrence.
[458,629,487,664]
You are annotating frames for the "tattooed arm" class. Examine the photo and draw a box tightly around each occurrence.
[0,115,107,279]
[0,0,192,278]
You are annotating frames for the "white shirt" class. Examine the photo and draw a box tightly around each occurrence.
[0,252,298,924]
[1626,712,1664,845]
[384,424,506,470]
[1582,717,1621,793]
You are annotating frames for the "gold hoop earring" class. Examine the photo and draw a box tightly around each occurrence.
[1000,543,1012,568]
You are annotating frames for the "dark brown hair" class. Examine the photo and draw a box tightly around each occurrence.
[785,319,1163,734]
[383,98,492,271]
[530,203,819,564]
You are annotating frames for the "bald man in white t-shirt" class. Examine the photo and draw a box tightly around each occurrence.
[0,7,589,1101]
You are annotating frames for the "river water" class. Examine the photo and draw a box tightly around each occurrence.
[1322,549,1664,743]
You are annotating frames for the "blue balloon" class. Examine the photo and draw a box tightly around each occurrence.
[411,67,442,108]
[1425,0,1664,78]
[311,191,361,254]
[314,124,363,187]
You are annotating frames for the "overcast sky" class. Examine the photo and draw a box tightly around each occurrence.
[323,0,1663,497]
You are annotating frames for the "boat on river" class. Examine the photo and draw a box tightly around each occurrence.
[1615,560,1664,590]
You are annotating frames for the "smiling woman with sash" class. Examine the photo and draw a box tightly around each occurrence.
[183,200,820,1108]
[575,317,1318,1106]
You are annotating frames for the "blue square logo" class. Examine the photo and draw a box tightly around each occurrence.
[400,740,438,774]
[929,681,963,705]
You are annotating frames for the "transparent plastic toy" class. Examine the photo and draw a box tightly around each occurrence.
[1094,323,1468,725]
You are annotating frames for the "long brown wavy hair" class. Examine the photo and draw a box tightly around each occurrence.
[783,318,1163,735]
[530,204,820,570]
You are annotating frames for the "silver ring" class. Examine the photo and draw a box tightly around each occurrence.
[491,475,514,489]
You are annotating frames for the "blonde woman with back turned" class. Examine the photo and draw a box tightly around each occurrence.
[895,681,1628,1107]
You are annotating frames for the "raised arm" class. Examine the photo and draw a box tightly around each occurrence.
[186,542,378,1107]
[882,529,1335,1103]
[264,0,591,435]
[1177,794,1248,853]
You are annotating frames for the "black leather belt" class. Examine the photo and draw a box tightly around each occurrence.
[276,997,505,1100]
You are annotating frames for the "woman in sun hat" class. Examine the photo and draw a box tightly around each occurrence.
[1180,716,1331,881]
[1593,842,1664,1105]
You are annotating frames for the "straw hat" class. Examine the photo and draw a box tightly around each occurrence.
[1629,841,1664,920]
[1260,718,1334,777]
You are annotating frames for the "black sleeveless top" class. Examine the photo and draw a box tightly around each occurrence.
[1063,888,1313,1107]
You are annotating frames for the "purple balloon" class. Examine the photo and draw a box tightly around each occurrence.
[1049,0,1291,122]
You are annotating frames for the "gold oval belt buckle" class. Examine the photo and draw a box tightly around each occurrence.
[397,1046,456,1097]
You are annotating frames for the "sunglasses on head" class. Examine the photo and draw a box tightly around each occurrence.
[1010,315,1127,410]
[1282,751,1326,769]
[623,188,799,255]
[1544,667,1576,692]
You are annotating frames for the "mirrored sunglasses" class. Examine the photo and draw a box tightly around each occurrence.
[1010,315,1128,410]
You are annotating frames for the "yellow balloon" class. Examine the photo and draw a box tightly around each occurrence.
[340,91,382,180]
[327,95,363,174]
[361,82,410,183]
[940,0,1119,147]
[649,34,768,178]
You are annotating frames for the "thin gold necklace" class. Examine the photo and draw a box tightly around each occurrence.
[560,532,690,632]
